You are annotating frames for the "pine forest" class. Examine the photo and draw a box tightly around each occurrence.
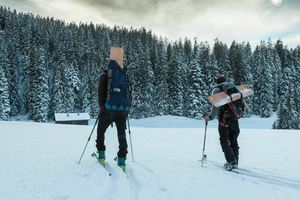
[0,7,300,129]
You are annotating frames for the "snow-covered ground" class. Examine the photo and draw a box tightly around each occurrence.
[1,115,300,200]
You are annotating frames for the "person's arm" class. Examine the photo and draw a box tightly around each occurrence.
[204,87,221,122]
[98,72,108,110]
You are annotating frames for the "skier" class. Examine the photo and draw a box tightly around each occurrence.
[96,67,128,170]
[204,75,239,171]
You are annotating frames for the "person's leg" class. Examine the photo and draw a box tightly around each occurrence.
[114,112,128,158]
[96,111,111,154]
[219,124,236,163]
[229,127,240,165]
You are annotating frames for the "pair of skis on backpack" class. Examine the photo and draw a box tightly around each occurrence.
[91,151,126,172]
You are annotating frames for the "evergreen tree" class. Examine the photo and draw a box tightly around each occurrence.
[0,65,10,120]
[242,42,253,117]
[19,19,32,115]
[292,46,300,86]
[229,41,248,85]
[187,39,207,118]
[129,44,154,119]
[252,41,273,117]
[5,10,20,116]
[167,42,184,116]
[259,41,274,117]
[0,32,10,120]
[28,45,49,122]
[2,5,300,121]
[274,82,298,129]
[153,37,169,116]
[52,53,79,115]
[199,42,213,112]
[213,38,231,80]
[269,39,282,112]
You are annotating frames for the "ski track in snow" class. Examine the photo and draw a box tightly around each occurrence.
[205,160,300,190]
[90,159,167,200]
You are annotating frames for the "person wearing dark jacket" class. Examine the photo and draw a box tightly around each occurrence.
[204,75,239,171]
[96,69,128,169]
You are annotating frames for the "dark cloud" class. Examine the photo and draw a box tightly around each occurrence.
[71,0,171,15]
[1,0,300,47]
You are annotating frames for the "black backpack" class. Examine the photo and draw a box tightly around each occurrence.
[220,83,244,119]
[105,60,131,111]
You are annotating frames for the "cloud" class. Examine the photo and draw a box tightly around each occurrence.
[270,0,283,7]
[2,0,300,48]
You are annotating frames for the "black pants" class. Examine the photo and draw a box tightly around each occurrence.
[96,110,128,158]
[218,121,240,164]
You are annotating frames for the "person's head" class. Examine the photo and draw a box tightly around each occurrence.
[216,75,226,84]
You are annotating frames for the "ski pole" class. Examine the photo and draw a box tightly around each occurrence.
[127,117,134,162]
[78,113,101,164]
[201,121,208,167]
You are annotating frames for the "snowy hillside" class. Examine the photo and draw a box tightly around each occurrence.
[1,116,300,200]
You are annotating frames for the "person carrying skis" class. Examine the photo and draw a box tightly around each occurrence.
[96,64,128,171]
[204,75,239,171]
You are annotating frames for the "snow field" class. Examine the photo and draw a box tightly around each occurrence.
[1,117,300,200]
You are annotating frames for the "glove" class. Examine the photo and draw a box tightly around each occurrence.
[99,107,105,113]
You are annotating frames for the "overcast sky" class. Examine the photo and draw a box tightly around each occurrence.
[1,0,300,49]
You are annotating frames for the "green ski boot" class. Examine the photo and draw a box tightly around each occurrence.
[114,157,126,172]
[97,151,106,167]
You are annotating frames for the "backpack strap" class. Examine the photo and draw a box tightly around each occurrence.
[228,102,241,119]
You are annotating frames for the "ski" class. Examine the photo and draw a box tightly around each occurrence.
[200,159,239,174]
[91,152,112,176]
[208,84,253,107]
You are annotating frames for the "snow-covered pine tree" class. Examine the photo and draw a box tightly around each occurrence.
[275,40,290,100]
[28,45,49,122]
[0,33,10,120]
[182,38,192,117]
[274,81,298,129]
[153,37,169,116]
[199,41,213,112]
[292,84,300,129]
[88,59,101,119]
[213,38,232,81]
[5,13,20,116]
[187,39,207,119]
[85,31,100,118]
[251,46,260,115]
[292,46,300,87]
[167,41,184,116]
[268,39,282,112]
[242,42,253,117]
[53,54,68,113]
[252,41,273,117]
[149,35,159,115]
[19,23,31,115]
[129,44,154,119]
[229,41,248,85]
[265,38,279,114]
[0,65,10,120]
[52,46,80,115]
[258,41,273,117]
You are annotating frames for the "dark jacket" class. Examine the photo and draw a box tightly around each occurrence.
[98,70,108,108]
